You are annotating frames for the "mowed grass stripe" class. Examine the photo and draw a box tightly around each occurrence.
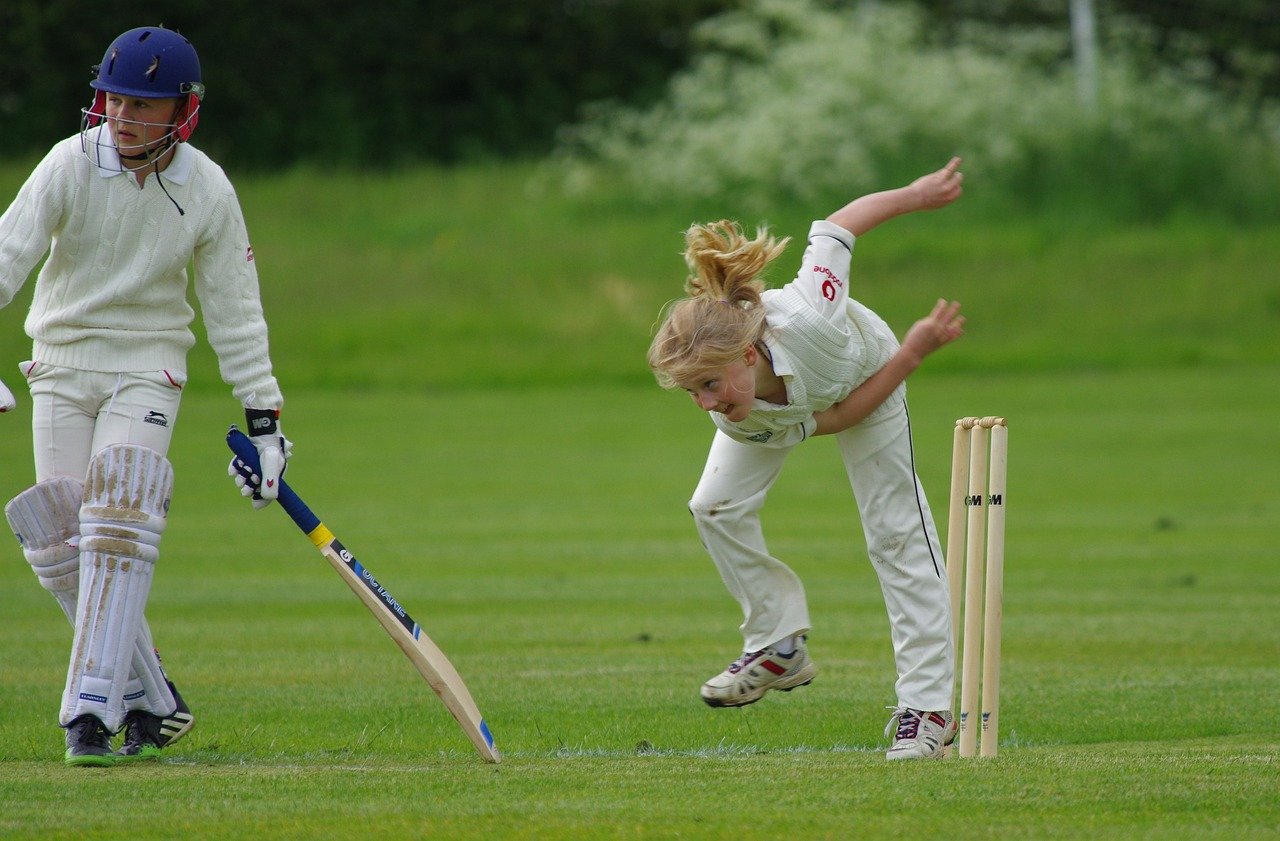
[0,366,1277,837]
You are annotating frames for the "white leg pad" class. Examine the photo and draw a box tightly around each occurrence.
[62,445,173,730]
[124,620,176,715]
[9,479,177,717]
[6,478,85,621]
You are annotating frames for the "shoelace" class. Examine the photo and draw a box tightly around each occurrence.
[884,706,922,740]
[726,650,765,674]
[72,717,112,749]
[124,712,162,746]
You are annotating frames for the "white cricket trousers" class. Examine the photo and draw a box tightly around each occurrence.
[688,399,954,711]
[23,362,184,481]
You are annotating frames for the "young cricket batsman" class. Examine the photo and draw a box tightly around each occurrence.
[0,24,291,765]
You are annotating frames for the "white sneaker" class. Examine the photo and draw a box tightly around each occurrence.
[700,636,817,707]
[884,706,956,760]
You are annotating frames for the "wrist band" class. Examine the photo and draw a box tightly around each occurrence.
[245,407,280,436]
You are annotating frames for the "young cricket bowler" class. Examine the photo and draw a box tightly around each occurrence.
[0,25,292,765]
[648,158,966,759]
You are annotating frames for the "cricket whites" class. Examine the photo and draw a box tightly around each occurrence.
[226,426,500,763]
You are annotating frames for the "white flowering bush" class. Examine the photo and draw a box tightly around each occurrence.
[553,0,1280,220]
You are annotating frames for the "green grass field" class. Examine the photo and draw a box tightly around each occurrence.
[0,161,1277,839]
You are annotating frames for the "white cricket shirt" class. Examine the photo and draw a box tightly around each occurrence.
[712,220,902,448]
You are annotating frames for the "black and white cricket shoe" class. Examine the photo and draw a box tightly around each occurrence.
[116,711,166,762]
[65,714,116,767]
[159,679,196,746]
[116,680,195,762]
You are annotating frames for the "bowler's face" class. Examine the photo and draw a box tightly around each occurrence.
[679,358,756,423]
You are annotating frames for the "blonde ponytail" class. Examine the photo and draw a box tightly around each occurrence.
[648,221,789,389]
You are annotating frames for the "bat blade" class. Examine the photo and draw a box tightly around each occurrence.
[227,427,499,763]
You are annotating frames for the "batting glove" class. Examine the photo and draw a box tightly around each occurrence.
[231,408,293,507]
[229,455,271,509]
[0,377,15,413]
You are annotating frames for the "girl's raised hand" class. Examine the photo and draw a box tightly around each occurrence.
[901,299,965,362]
[911,157,964,210]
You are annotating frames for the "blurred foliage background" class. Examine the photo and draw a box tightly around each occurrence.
[1,0,1277,392]
[2,0,1277,178]
[0,0,736,166]
[550,0,1280,221]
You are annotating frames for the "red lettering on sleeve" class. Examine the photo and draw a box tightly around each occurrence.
[814,265,843,301]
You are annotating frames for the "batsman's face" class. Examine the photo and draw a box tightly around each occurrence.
[104,93,181,155]
[679,352,758,423]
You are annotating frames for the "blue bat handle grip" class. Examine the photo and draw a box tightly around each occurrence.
[226,426,321,534]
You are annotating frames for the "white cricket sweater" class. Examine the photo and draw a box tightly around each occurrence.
[712,221,902,448]
[0,128,282,408]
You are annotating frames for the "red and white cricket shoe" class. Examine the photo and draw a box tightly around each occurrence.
[700,636,817,707]
[884,706,956,760]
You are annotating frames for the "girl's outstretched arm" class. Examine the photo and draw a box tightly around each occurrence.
[827,157,964,236]
[812,299,965,436]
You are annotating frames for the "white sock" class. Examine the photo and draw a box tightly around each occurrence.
[772,635,797,655]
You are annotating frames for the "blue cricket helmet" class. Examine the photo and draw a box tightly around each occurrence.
[91,26,202,99]
[86,26,205,141]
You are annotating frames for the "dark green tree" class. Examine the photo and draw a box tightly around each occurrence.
[0,0,737,167]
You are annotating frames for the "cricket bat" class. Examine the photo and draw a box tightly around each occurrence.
[226,426,500,763]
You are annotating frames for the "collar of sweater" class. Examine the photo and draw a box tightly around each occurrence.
[88,125,195,185]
